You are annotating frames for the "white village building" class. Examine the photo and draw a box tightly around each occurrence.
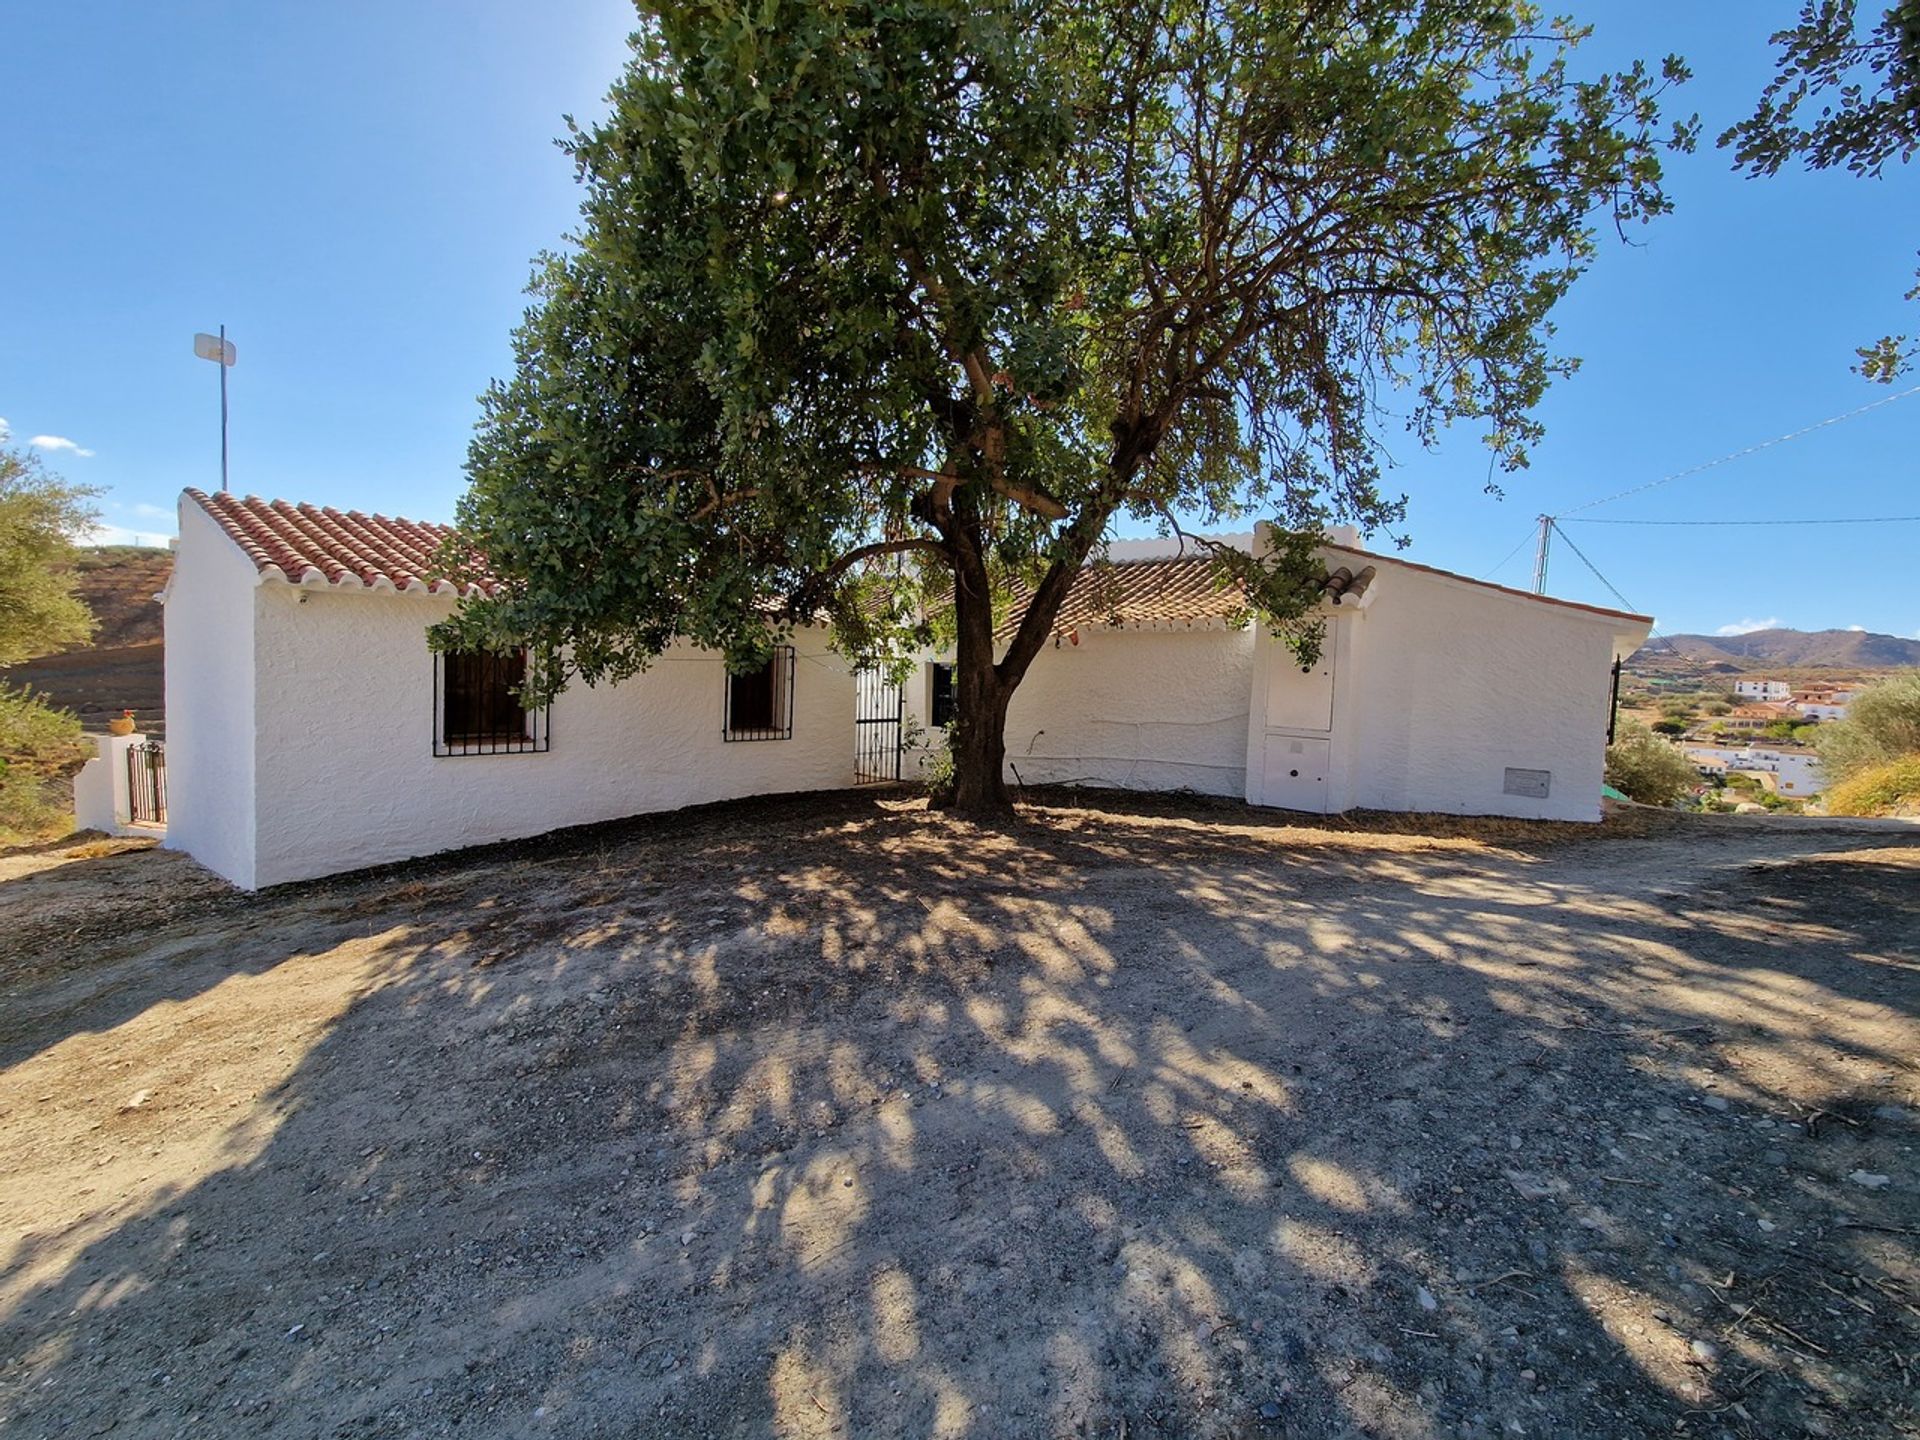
[147,491,1650,889]
[1679,742,1825,796]
[1734,679,1793,702]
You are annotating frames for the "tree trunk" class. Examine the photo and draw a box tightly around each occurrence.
[941,516,1014,815]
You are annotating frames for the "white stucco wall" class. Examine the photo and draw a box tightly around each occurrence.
[1331,559,1637,823]
[898,628,1254,797]
[242,586,857,887]
[1002,627,1254,796]
[162,500,260,888]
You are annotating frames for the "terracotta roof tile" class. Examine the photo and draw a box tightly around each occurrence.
[186,489,494,596]
[999,554,1376,639]
[1009,555,1240,639]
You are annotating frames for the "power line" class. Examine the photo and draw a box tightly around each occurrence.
[1482,526,1538,580]
[1561,513,1920,528]
[1550,522,1643,614]
[1559,381,1920,516]
[1549,520,1771,682]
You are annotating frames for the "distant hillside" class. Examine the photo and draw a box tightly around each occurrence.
[65,545,172,650]
[1633,627,1920,672]
[0,546,171,733]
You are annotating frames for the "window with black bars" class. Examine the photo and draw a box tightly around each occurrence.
[929,661,956,729]
[724,646,795,741]
[434,648,551,756]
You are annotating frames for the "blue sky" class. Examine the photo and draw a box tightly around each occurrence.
[1,2,1914,638]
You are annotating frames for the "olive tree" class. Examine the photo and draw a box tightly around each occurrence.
[0,443,97,664]
[1723,2,1920,381]
[441,0,1691,814]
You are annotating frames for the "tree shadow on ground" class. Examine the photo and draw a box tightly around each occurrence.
[2,792,1915,1439]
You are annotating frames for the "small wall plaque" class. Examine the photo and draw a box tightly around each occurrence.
[1503,767,1551,799]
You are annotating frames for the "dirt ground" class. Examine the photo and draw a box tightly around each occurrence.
[1,792,1916,1440]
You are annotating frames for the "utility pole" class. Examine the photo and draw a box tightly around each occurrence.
[192,327,237,491]
[1531,514,1554,594]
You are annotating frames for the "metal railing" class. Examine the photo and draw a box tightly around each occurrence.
[434,649,551,757]
[854,669,904,783]
[724,647,796,741]
[127,741,166,826]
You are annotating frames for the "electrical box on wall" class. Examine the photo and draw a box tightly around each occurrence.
[1503,767,1551,799]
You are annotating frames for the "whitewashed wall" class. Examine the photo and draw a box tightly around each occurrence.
[163,500,260,888]
[1004,628,1253,796]
[898,628,1254,798]
[242,586,856,887]
[1332,557,1637,823]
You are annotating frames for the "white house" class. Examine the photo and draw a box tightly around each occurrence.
[162,491,857,889]
[1680,742,1825,796]
[902,525,1650,823]
[159,493,1650,889]
[1735,679,1792,702]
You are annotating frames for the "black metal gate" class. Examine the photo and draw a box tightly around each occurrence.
[854,669,904,784]
[127,741,167,826]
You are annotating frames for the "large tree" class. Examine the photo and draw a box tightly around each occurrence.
[0,443,97,665]
[442,0,1691,814]
[1722,1,1919,381]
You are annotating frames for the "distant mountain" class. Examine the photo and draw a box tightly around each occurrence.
[1632,627,1920,671]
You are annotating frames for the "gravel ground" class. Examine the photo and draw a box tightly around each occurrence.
[1,791,1915,1440]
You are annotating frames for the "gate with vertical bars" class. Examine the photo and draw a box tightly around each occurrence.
[126,741,167,826]
[853,669,904,784]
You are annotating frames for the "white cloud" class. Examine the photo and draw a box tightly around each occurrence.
[0,417,9,440]
[30,434,95,458]
[1847,624,1866,633]
[127,501,175,521]
[1714,617,1781,636]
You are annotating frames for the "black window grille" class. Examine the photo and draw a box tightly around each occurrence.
[725,646,795,741]
[930,661,956,729]
[434,649,551,756]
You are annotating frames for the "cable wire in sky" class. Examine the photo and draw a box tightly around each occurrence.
[1560,513,1920,527]
[1549,521,1769,681]
[1481,526,1538,580]
[1559,381,1920,516]
[1549,522,1643,614]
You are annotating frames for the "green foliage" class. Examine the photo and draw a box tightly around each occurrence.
[1816,670,1920,778]
[1702,700,1732,716]
[0,444,99,665]
[918,726,957,798]
[1650,718,1686,736]
[1824,753,1920,816]
[1722,2,1919,381]
[442,0,1692,805]
[0,684,90,844]
[1605,721,1699,807]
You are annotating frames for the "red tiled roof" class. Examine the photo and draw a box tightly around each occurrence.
[1020,555,1244,638]
[1000,553,1373,639]
[186,489,494,596]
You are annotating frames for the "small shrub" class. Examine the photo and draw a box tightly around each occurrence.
[1818,672,1920,780]
[1824,755,1920,817]
[0,685,90,845]
[1605,722,1699,807]
[919,725,956,798]
[1650,719,1686,736]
